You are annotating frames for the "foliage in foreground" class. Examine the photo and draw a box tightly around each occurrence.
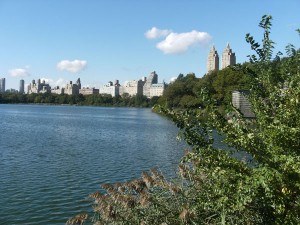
[66,16,300,224]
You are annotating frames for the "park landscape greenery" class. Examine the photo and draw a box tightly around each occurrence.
[1,15,299,224]
[0,65,250,109]
[64,15,300,225]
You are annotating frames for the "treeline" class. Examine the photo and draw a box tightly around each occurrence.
[157,64,252,109]
[0,92,160,108]
[158,56,294,110]
[0,60,284,109]
[0,65,255,109]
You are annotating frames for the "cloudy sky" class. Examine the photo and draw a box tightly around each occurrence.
[0,0,299,90]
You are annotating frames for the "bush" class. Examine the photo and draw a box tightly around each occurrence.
[66,16,300,225]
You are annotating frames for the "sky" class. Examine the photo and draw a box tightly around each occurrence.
[0,0,299,90]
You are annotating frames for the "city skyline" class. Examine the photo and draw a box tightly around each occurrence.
[0,0,299,90]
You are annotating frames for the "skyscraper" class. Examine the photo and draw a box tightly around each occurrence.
[0,78,5,93]
[221,43,236,69]
[19,79,25,94]
[207,46,219,73]
[143,71,158,97]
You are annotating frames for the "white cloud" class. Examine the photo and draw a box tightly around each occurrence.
[170,77,177,83]
[55,78,67,87]
[57,59,87,73]
[39,78,51,84]
[156,30,212,54]
[145,27,172,39]
[40,77,66,88]
[8,68,30,77]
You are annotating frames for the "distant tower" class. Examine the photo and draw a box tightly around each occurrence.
[0,78,5,92]
[143,71,158,97]
[222,43,236,69]
[76,78,81,89]
[207,46,219,73]
[19,79,25,94]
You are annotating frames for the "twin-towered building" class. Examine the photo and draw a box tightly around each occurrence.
[207,43,236,73]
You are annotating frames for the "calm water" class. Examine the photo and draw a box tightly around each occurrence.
[0,104,185,224]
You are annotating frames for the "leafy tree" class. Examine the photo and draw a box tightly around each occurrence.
[149,96,160,106]
[135,94,148,107]
[66,15,300,225]
[179,94,201,108]
[34,95,42,103]
[163,73,199,108]
[113,95,122,106]
[57,94,68,104]
[160,68,250,109]
[195,70,218,96]
[212,66,251,105]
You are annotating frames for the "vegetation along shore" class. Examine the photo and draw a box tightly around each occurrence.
[64,15,300,225]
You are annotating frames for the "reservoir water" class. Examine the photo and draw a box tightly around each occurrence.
[0,104,185,224]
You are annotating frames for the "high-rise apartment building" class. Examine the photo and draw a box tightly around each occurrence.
[0,78,5,92]
[64,78,81,95]
[143,71,158,98]
[19,79,25,94]
[100,80,120,97]
[207,44,236,73]
[28,79,51,94]
[207,46,219,73]
[119,79,144,96]
[221,43,236,69]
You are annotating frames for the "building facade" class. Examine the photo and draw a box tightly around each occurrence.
[207,46,219,73]
[28,79,51,94]
[51,86,64,94]
[149,83,165,97]
[64,81,79,95]
[119,80,144,96]
[0,78,5,93]
[64,78,81,95]
[222,43,236,69]
[99,80,120,97]
[232,90,255,118]
[143,71,158,98]
[19,79,25,94]
[80,87,99,95]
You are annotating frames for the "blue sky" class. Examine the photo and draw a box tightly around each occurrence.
[0,0,299,90]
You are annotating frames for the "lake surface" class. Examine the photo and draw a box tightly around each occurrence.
[0,104,185,224]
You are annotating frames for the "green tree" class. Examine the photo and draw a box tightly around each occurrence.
[149,96,160,107]
[162,73,199,108]
[34,95,42,103]
[68,16,300,224]
[195,70,218,96]
[212,66,251,105]
[134,94,148,107]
